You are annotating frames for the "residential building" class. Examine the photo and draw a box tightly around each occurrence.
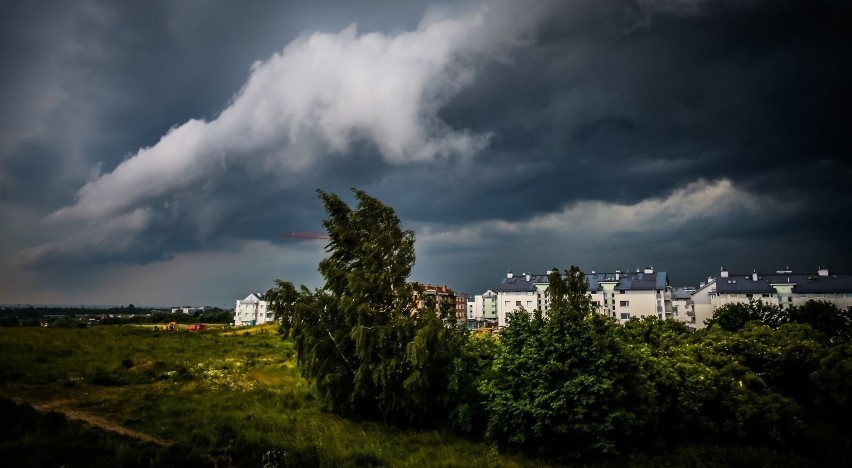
[671,287,696,325]
[492,268,672,327]
[454,291,468,323]
[467,289,498,327]
[587,267,672,322]
[690,267,852,328]
[234,292,273,326]
[494,272,550,327]
[412,282,458,320]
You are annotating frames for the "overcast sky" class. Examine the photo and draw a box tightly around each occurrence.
[1,0,850,307]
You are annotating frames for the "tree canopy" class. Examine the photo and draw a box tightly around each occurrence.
[269,189,464,425]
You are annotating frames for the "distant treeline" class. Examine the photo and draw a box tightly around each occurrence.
[0,307,234,327]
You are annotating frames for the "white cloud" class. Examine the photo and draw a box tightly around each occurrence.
[50,2,546,226]
[416,178,794,247]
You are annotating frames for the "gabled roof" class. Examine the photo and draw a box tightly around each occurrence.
[240,292,265,302]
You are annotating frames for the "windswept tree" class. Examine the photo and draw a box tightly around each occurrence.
[269,189,463,425]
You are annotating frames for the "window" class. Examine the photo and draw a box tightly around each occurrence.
[762,293,770,298]
[746,293,753,298]
[504,301,510,307]
[526,301,533,307]
[619,290,626,294]
[515,301,522,307]
[620,313,630,320]
[620,300,629,307]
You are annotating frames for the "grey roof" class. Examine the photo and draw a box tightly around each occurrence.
[586,272,669,292]
[495,271,669,293]
[494,274,549,292]
[715,272,852,294]
[672,287,695,300]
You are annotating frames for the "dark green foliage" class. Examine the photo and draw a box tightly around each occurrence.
[811,340,852,414]
[623,318,806,446]
[787,300,852,341]
[705,299,785,331]
[447,331,500,434]
[485,267,656,459]
[271,189,466,426]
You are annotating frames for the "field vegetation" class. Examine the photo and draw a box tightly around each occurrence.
[0,325,535,467]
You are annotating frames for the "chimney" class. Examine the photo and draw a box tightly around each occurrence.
[644,266,654,274]
[525,273,531,282]
[752,270,758,282]
[615,269,621,281]
[507,271,514,279]
[818,266,829,277]
[636,267,640,273]
[720,267,729,278]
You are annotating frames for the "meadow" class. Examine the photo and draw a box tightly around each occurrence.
[0,325,536,467]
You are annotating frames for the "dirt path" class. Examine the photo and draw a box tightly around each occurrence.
[28,399,171,446]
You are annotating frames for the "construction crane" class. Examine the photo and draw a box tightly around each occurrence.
[281,232,330,240]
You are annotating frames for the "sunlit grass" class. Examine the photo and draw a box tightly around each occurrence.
[0,325,538,466]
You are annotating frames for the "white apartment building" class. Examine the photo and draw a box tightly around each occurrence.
[234,292,274,326]
[467,289,498,326]
[690,267,852,329]
[671,287,696,325]
[493,268,672,327]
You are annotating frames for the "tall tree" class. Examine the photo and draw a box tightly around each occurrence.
[546,265,592,318]
[270,189,463,425]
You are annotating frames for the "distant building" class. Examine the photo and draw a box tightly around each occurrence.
[671,287,696,325]
[171,307,198,315]
[467,289,498,327]
[412,282,462,321]
[492,268,672,327]
[587,267,673,322]
[690,266,852,329]
[234,293,273,326]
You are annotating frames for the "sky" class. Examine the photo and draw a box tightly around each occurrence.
[1,0,850,307]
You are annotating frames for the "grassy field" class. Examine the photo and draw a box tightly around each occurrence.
[0,325,538,467]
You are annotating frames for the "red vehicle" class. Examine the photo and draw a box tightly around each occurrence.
[187,323,206,332]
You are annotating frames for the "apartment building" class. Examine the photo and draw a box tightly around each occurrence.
[493,268,672,327]
[234,292,274,326]
[690,267,852,328]
[467,289,498,327]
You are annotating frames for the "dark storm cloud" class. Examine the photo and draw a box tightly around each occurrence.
[1,0,850,304]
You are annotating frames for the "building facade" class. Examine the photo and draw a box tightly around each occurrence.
[234,292,274,326]
[492,268,672,327]
[690,267,852,328]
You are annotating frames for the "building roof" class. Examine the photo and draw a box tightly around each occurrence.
[586,271,669,292]
[715,271,852,294]
[494,274,549,292]
[494,271,670,293]
[672,287,695,300]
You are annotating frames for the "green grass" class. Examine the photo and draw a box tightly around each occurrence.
[0,325,537,467]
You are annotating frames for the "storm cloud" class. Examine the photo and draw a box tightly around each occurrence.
[1,0,849,305]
